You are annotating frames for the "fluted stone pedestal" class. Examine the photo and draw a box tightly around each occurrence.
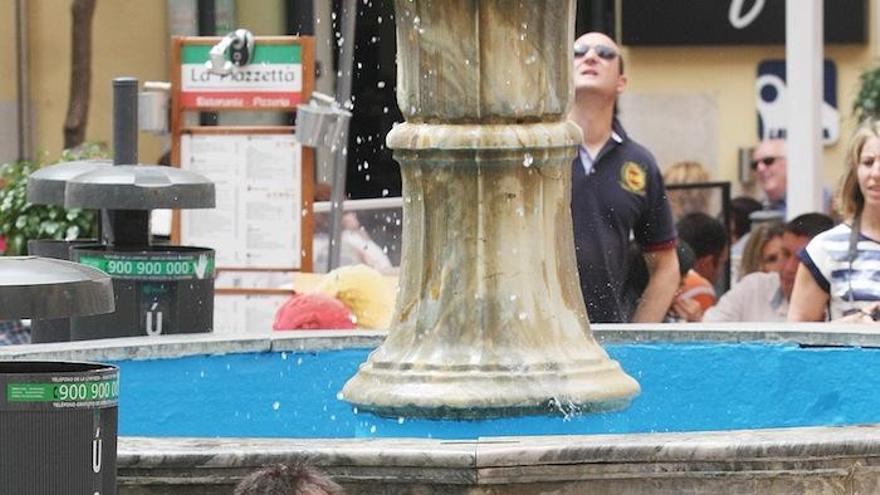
[341,0,639,417]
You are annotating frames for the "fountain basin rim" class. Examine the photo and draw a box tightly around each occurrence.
[1,322,876,363]
[116,424,880,479]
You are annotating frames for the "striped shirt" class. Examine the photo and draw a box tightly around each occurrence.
[799,223,880,320]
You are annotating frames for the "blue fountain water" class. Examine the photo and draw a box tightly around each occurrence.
[115,342,880,439]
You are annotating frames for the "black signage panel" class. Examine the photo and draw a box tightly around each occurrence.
[621,0,865,46]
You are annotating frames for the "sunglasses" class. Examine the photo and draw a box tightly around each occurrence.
[750,156,781,171]
[573,42,618,60]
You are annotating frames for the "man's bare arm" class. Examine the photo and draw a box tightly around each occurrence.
[631,247,680,323]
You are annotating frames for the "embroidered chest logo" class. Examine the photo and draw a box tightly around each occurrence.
[619,161,647,195]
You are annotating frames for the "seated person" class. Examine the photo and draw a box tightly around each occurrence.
[0,319,29,346]
[705,213,833,322]
[729,196,763,246]
[737,221,785,281]
[663,160,712,219]
[622,241,698,323]
[235,462,344,495]
[667,213,729,321]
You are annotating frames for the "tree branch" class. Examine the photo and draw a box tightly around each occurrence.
[63,0,97,150]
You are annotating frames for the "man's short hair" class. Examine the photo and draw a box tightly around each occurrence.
[730,196,763,240]
[234,463,344,495]
[784,213,834,239]
[676,212,728,259]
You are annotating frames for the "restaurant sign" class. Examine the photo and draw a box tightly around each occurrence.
[180,43,303,109]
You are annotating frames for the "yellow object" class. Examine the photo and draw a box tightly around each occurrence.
[317,265,395,329]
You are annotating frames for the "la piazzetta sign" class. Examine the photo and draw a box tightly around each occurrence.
[180,44,303,109]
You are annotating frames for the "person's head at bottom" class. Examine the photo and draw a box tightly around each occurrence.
[234,463,344,495]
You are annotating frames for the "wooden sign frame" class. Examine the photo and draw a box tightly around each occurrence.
[170,35,315,284]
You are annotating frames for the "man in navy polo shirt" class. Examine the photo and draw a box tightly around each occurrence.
[568,32,679,323]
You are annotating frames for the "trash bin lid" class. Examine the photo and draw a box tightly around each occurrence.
[0,256,114,319]
[64,165,215,210]
[26,159,113,205]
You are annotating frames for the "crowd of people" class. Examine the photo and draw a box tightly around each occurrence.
[2,30,879,347]
[570,30,880,325]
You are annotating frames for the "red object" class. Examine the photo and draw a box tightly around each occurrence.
[0,236,6,255]
[272,293,356,330]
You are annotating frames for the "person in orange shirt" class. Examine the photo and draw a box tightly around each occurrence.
[670,212,729,321]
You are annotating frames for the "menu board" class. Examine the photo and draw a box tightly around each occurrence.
[179,133,303,269]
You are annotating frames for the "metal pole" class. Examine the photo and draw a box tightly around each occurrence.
[328,0,357,270]
[113,78,139,166]
[197,0,218,126]
[104,77,149,247]
[14,0,31,162]
[286,0,315,35]
[785,0,823,219]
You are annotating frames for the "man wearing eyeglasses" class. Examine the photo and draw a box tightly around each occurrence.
[568,32,679,323]
[750,139,831,219]
[751,139,789,213]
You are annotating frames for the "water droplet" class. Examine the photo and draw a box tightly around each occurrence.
[281,352,288,360]
[336,392,344,400]
[272,401,281,410]
[377,81,386,88]
[370,425,377,433]
[523,153,534,167]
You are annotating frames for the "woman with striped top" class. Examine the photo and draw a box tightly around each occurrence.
[788,120,880,323]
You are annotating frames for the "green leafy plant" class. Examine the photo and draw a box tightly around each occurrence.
[0,144,107,255]
[854,65,880,123]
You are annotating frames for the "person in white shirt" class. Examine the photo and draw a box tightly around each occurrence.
[703,213,833,322]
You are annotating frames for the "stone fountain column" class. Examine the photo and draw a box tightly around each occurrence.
[341,0,640,417]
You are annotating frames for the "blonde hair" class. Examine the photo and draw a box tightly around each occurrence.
[837,119,880,220]
[738,221,784,280]
[663,161,712,218]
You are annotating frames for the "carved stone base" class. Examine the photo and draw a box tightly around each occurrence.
[341,122,639,417]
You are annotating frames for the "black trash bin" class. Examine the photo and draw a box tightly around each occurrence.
[0,361,118,495]
[26,239,99,343]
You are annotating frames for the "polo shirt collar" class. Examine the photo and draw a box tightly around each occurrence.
[579,120,626,172]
